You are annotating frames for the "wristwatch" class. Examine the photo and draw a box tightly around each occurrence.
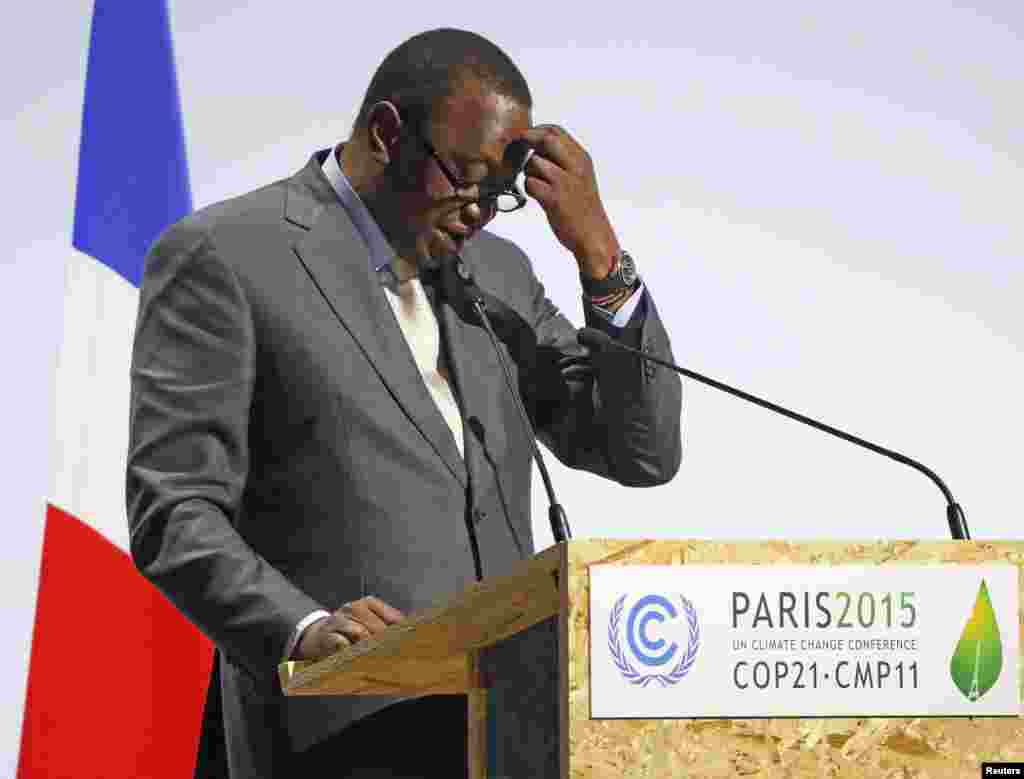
[581,251,639,297]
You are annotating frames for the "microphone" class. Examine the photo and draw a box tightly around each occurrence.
[446,256,572,545]
[577,327,971,540]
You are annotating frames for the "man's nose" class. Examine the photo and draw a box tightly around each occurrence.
[460,200,489,227]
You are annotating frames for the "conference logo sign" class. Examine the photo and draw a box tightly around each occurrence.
[607,593,700,687]
[950,578,1004,701]
[592,564,1018,719]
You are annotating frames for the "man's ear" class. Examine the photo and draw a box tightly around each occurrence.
[366,101,402,165]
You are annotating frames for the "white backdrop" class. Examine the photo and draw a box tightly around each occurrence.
[2,1,1021,773]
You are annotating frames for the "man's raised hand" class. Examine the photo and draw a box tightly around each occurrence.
[521,124,621,279]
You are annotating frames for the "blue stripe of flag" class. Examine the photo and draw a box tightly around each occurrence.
[72,0,192,288]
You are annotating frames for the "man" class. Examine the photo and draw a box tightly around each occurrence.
[127,28,681,778]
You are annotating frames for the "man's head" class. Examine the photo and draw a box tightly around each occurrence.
[342,29,534,274]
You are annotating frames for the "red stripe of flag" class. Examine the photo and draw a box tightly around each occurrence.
[19,506,213,778]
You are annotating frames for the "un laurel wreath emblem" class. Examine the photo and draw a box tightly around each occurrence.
[608,593,700,687]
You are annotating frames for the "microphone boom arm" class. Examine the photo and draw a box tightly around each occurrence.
[449,255,572,544]
[578,328,970,540]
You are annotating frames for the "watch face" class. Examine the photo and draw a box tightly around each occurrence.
[619,253,638,285]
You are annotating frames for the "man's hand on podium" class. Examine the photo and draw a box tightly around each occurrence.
[293,596,407,662]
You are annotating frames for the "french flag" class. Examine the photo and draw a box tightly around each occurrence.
[18,2,213,777]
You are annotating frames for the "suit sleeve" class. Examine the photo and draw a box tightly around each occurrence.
[519,252,683,487]
[126,220,325,680]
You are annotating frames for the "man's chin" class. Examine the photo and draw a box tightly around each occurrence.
[418,240,458,273]
[417,251,446,272]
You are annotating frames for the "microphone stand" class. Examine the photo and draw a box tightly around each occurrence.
[451,256,572,544]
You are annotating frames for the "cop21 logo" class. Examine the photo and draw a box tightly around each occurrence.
[608,593,700,687]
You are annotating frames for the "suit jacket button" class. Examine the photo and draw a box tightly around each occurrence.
[474,509,488,524]
[642,341,657,380]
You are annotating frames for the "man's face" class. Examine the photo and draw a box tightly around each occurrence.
[381,79,532,270]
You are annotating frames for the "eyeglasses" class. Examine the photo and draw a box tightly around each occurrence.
[411,127,528,214]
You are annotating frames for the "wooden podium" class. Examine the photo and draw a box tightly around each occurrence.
[279,540,1024,778]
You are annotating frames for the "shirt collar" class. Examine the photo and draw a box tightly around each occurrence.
[320,146,395,276]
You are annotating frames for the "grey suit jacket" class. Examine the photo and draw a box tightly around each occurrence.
[126,150,682,777]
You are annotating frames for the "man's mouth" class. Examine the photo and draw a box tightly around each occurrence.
[438,228,467,253]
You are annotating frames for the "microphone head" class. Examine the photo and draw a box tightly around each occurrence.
[455,256,474,283]
[577,327,614,351]
[438,253,485,309]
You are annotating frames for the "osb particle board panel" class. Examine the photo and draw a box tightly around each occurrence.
[565,539,1024,779]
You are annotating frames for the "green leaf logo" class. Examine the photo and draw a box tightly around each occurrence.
[950,579,1003,701]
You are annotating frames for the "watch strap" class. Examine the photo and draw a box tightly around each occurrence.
[580,251,638,298]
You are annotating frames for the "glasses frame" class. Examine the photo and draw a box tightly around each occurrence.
[409,124,528,214]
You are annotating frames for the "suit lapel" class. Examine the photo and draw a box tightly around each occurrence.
[287,154,467,488]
